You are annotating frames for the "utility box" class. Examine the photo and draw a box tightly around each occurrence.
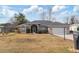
[73,31,79,49]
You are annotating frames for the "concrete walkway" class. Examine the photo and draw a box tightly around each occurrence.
[54,34,74,40]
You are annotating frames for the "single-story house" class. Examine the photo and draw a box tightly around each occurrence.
[0,26,4,33]
[0,23,16,33]
[0,23,9,33]
[17,20,69,35]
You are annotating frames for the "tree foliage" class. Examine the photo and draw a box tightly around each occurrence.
[14,13,28,25]
[70,16,75,24]
[10,13,28,25]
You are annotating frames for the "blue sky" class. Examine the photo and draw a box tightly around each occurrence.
[0,5,79,23]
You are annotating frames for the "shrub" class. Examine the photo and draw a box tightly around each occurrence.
[38,29,48,34]
[26,29,30,33]
[77,27,79,31]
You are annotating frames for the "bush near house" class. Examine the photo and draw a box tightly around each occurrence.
[77,27,79,31]
[26,29,30,33]
[38,29,48,34]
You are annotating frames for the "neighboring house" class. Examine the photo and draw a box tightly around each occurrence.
[0,26,4,33]
[18,20,69,35]
[69,24,79,31]
[69,16,79,32]
[0,24,8,33]
[0,23,15,33]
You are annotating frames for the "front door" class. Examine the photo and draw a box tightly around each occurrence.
[31,25,37,33]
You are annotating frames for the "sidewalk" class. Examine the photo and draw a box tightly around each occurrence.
[54,34,73,40]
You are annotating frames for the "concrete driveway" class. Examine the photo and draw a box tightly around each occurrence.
[54,34,73,40]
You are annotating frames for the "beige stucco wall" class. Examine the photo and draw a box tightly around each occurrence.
[48,28,53,34]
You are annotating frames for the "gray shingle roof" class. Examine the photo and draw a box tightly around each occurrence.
[31,20,69,28]
[31,20,63,25]
[18,20,69,28]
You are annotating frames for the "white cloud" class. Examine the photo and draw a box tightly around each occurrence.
[60,10,68,15]
[60,10,71,17]
[51,10,72,23]
[27,5,39,13]
[22,5,44,14]
[29,5,39,12]
[0,6,18,18]
[52,5,66,12]
[2,9,17,17]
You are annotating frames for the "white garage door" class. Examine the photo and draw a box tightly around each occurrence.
[52,28,68,35]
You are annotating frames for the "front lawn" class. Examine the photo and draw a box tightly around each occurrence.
[0,33,73,53]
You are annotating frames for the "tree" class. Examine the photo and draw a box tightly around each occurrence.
[9,13,28,25]
[14,13,28,25]
[40,10,46,20]
[8,13,28,33]
[48,8,52,21]
[64,16,69,24]
[70,16,75,24]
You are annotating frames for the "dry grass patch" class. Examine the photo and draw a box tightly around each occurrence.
[0,33,74,53]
